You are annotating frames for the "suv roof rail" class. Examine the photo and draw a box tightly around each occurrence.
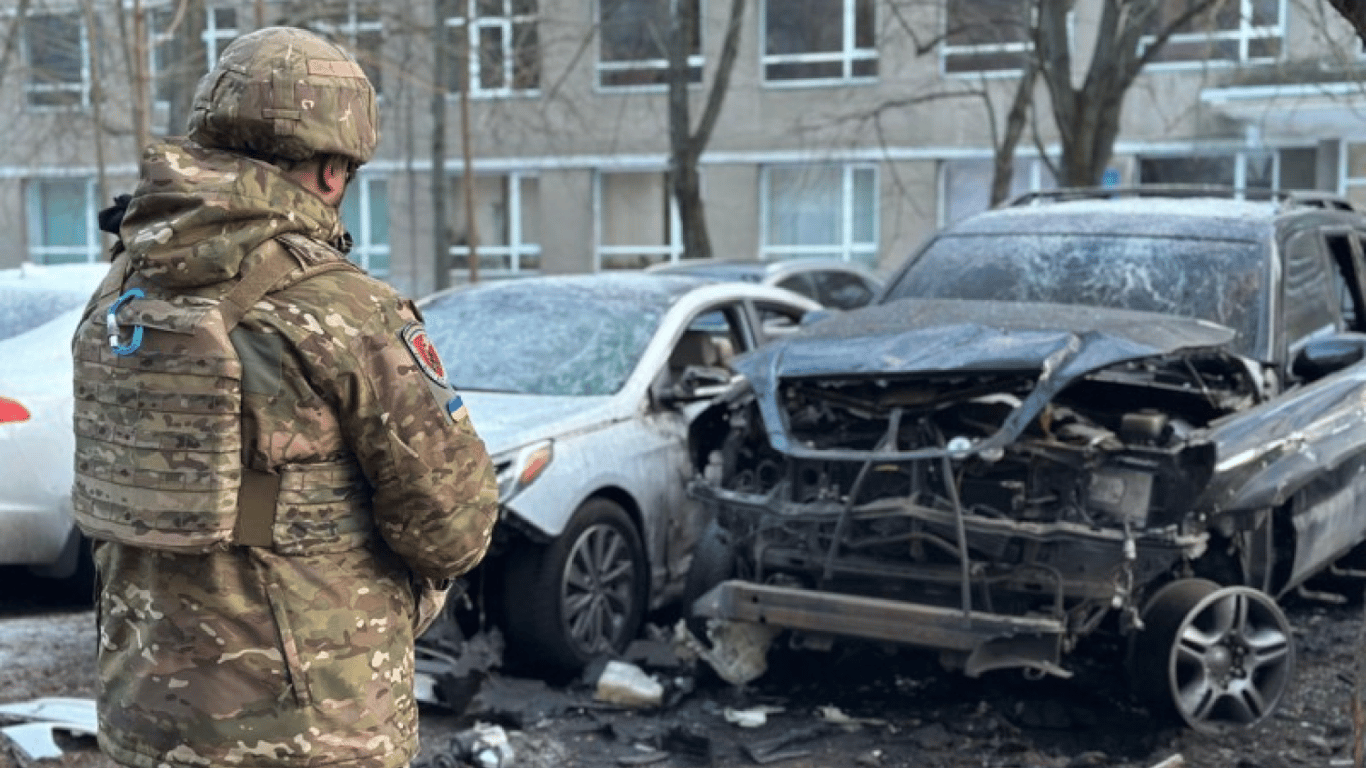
[1004,185,1363,214]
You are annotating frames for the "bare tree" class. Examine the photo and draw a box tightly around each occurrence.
[1327,0,1366,43]
[1034,0,1230,187]
[665,0,745,261]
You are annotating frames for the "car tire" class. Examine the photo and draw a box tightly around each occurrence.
[501,497,648,675]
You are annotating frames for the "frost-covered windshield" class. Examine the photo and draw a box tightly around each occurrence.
[884,233,1265,355]
[420,277,685,396]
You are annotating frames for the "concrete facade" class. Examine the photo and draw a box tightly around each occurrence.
[4,0,1366,298]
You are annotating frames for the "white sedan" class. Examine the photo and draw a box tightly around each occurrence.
[418,272,820,673]
[0,263,110,592]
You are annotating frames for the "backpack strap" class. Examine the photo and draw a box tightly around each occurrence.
[228,237,356,547]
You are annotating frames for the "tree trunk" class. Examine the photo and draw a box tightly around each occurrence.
[131,0,150,155]
[163,0,207,137]
[431,0,450,291]
[990,60,1038,206]
[666,0,711,262]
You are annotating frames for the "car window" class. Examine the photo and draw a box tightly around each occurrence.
[752,300,809,342]
[1323,231,1366,333]
[1282,230,1338,350]
[775,274,818,302]
[688,305,747,361]
[887,232,1268,357]
[421,280,677,396]
[813,270,875,309]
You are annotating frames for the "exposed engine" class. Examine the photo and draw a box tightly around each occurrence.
[690,349,1261,629]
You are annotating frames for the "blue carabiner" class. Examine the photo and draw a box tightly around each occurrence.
[107,288,145,356]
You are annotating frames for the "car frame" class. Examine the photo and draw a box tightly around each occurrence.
[684,187,1366,732]
[415,273,820,673]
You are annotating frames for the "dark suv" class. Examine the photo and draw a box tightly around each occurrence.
[685,187,1366,732]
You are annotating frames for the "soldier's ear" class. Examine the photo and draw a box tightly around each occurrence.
[316,155,351,196]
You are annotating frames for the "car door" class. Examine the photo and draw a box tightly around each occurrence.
[1226,225,1366,592]
[643,300,755,597]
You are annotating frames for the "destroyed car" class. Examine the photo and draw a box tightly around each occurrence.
[685,188,1366,732]
[416,273,819,674]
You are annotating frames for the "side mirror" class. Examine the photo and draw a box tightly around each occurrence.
[1292,334,1366,380]
[658,365,733,406]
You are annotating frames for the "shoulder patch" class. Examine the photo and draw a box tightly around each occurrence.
[401,323,447,385]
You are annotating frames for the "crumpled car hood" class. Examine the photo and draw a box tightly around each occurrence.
[735,299,1236,456]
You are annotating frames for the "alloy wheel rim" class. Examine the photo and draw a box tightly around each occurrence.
[560,522,637,655]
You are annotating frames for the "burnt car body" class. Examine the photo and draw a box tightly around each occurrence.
[686,188,1366,731]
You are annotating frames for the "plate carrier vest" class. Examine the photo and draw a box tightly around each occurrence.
[71,234,367,553]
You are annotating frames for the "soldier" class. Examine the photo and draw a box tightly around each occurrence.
[70,27,498,768]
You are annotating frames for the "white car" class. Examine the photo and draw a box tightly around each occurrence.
[417,272,820,673]
[0,263,110,591]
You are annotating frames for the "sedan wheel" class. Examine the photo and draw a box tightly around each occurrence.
[1130,579,1294,732]
[502,497,648,674]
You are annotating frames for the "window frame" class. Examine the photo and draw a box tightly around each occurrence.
[448,171,542,277]
[447,0,540,98]
[596,0,702,90]
[940,0,1036,77]
[26,177,100,265]
[1139,0,1285,68]
[341,174,391,278]
[594,170,687,270]
[760,163,879,265]
[1136,148,1314,193]
[760,0,877,86]
[23,10,89,111]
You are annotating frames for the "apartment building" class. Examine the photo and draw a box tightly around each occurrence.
[3,0,1364,299]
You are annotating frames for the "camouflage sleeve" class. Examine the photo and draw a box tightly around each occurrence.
[335,292,499,581]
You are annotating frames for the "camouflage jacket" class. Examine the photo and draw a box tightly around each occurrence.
[81,139,498,768]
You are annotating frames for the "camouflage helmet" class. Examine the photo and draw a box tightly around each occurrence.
[187,26,378,166]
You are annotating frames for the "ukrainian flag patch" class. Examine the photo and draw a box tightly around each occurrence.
[446,395,469,423]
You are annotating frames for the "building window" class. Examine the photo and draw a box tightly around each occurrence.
[941,157,1055,226]
[763,0,876,83]
[1138,148,1316,192]
[206,6,239,65]
[1142,0,1282,64]
[447,0,539,96]
[311,2,386,94]
[598,0,700,88]
[596,172,686,270]
[762,164,877,264]
[24,11,87,109]
[341,176,391,278]
[448,173,541,275]
[942,0,1032,75]
[27,179,99,264]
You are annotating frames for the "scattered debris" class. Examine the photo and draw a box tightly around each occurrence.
[0,697,98,762]
[595,661,664,708]
[743,724,830,764]
[672,618,780,685]
[660,724,713,764]
[722,704,784,728]
[454,722,516,768]
[817,704,888,731]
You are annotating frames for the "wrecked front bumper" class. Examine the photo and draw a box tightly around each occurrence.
[687,476,1209,678]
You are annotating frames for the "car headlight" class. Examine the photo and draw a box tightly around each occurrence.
[496,440,554,501]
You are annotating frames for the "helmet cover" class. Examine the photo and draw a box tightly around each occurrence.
[187,26,378,165]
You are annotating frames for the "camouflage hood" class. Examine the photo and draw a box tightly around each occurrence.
[119,138,346,289]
